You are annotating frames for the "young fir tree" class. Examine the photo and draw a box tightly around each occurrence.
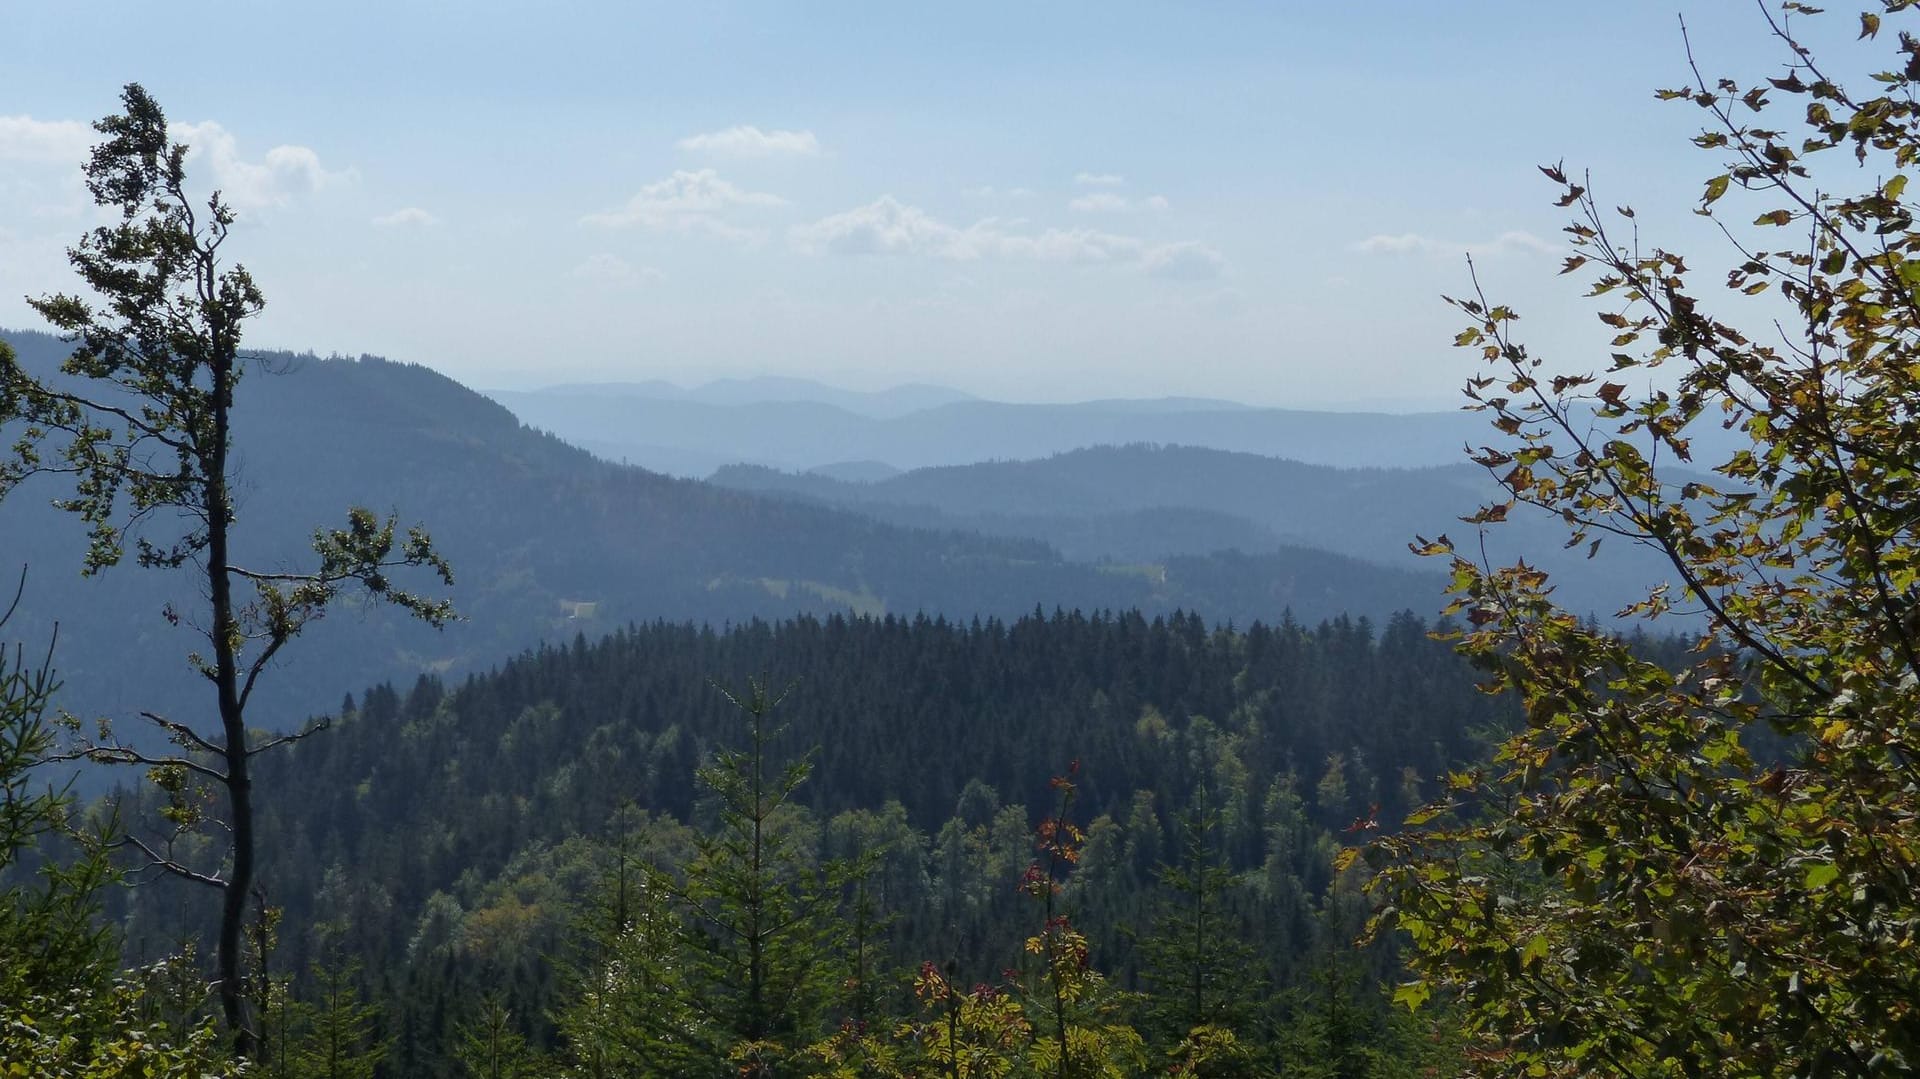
[1132,790,1267,1072]
[559,679,856,1076]
[555,851,709,1077]
[453,993,536,1079]
[674,678,853,1073]
[293,955,390,1079]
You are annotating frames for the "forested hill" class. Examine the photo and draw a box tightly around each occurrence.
[714,444,1512,567]
[710,443,1678,619]
[0,329,1443,735]
[116,607,1513,1074]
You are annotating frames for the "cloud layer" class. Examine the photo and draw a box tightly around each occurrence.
[373,206,439,227]
[582,169,786,241]
[1354,230,1556,257]
[570,253,665,286]
[1068,191,1168,213]
[677,125,821,158]
[790,195,1221,278]
[174,121,351,211]
[0,115,92,164]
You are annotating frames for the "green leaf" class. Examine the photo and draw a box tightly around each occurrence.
[1703,174,1731,204]
[1803,862,1840,890]
[1520,933,1550,968]
[1392,981,1433,1012]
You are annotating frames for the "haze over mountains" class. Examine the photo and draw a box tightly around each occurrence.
[484,380,1497,479]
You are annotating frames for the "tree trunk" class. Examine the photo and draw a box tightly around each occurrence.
[208,328,255,1059]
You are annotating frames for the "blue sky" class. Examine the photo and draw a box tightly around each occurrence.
[0,3,1858,406]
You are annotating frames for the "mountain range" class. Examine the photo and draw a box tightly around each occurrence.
[482,383,1498,478]
[0,330,1446,740]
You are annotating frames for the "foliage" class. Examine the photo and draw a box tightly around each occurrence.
[0,565,113,1005]
[892,766,1146,1079]
[1373,3,1920,1075]
[0,572,239,1075]
[0,958,237,1079]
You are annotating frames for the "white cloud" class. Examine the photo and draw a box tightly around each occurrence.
[1354,232,1430,254]
[570,253,664,286]
[790,196,965,257]
[791,196,1223,279]
[0,115,91,164]
[174,121,352,211]
[0,115,347,218]
[1068,191,1169,214]
[1354,229,1557,257]
[963,185,1036,199]
[582,169,786,241]
[991,227,1149,264]
[1142,241,1226,281]
[373,206,439,228]
[1074,172,1125,186]
[677,125,821,158]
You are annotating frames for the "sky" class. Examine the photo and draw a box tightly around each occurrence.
[0,3,1875,408]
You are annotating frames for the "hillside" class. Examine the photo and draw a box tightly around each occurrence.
[0,330,1445,735]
